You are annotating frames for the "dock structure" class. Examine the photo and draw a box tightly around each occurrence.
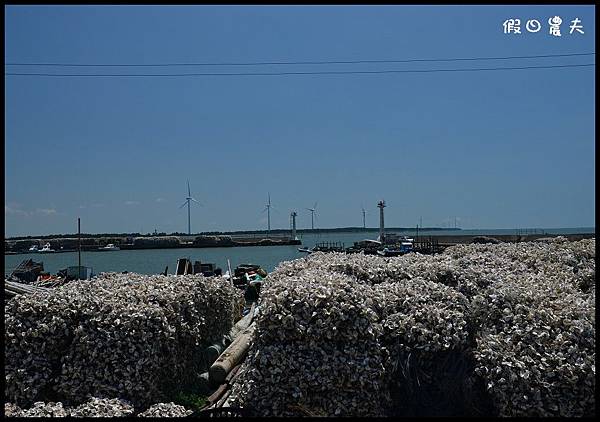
[412,236,443,254]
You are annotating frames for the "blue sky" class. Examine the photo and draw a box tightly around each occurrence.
[4,5,595,236]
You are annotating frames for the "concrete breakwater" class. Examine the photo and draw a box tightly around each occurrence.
[4,235,301,253]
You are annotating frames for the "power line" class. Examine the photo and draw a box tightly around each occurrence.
[4,52,595,67]
[4,63,595,77]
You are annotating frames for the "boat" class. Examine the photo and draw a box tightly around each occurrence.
[298,246,313,253]
[376,236,414,257]
[28,245,39,252]
[38,243,56,253]
[10,258,45,283]
[98,243,120,251]
[173,258,222,276]
[346,239,382,255]
[311,241,345,253]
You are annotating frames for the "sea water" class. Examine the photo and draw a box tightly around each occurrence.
[4,228,595,276]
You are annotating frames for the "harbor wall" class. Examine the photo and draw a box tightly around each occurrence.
[5,235,302,253]
[5,232,593,254]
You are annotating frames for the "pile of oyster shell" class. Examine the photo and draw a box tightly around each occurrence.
[137,402,193,417]
[5,272,241,412]
[5,398,192,417]
[228,238,595,417]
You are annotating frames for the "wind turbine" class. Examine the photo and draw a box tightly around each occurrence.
[179,180,201,235]
[262,193,273,237]
[361,205,367,229]
[306,202,318,230]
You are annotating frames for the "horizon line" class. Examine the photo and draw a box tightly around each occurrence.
[4,225,596,240]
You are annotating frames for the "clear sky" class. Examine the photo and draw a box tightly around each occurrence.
[4,5,595,236]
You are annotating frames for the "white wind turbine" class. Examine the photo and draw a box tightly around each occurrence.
[306,201,318,230]
[179,180,201,235]
[361,205,368,229]
[262,193,274,237]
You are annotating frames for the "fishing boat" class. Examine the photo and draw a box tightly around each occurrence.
[10,258,45,283]
[173,258,222,276]
[98,243,120,251]
[346,239,382,255]
[376,236,414,257]
[297,246,313,253]
[38,243,56,253]
[311,241,345,253]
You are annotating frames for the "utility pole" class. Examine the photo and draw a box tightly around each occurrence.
[78,217,81,280]
[377,200,386,244]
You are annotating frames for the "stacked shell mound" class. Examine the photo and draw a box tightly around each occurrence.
[5,398,192,417]
[228,237,595,417]
[5,272,241,411]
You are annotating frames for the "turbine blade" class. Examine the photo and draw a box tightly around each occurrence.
[190,197,202,206]
[313,201,318,210]
[179,200,188,209]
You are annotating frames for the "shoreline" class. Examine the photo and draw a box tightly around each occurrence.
[5,232,594,255]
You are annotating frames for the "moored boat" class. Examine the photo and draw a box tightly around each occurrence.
[38,243,55,253]
[98,243,120,251]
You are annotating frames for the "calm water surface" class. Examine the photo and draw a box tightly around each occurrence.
[4,228,595,276]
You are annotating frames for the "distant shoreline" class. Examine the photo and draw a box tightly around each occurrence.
[5,227,462,241]
[4,231,595,256]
